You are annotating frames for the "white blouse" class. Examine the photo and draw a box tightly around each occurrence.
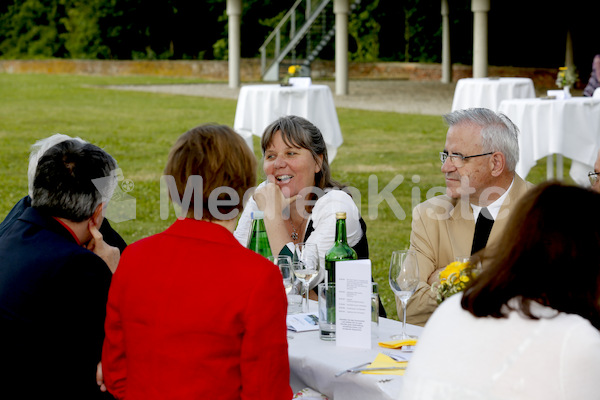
[234,183,363,288]
[401,294,600,400]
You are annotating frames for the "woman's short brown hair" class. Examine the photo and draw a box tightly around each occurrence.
[164,124,256,221]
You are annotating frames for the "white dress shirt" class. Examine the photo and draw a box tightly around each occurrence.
[470,178,514,221]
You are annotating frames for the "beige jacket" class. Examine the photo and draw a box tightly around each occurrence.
[398,174,532,326]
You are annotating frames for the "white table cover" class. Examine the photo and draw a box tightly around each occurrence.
[498,97,600,185]
[233,84,343,161]
[288,301,423,399]
[452,77,536,112]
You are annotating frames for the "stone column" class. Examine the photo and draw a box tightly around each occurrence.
[334,0,349,95]
[441,0,452,83]
[471,0,489,78]
[565,30,574,70]
[227,0,242,88]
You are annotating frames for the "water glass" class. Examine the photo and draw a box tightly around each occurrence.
[317,282,336,341]
[371,282,379,338]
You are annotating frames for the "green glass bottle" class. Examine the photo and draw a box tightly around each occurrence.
[247,210,273,259]
[324,212,357,284]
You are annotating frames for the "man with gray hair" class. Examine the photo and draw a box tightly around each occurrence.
[0,140,120,399]
[399,108,532,326]
[0,133,127,252]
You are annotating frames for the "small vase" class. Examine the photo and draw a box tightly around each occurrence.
[563,85,572,99]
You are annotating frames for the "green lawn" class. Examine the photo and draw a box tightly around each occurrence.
[0,73,558,320]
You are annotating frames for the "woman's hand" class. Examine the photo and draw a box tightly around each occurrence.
[253,176,302,256]
[96,361,107,392]
[254,175,301,219]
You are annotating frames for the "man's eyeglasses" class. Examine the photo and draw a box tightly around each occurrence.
[439,151,493,168]
[588,171,600,186]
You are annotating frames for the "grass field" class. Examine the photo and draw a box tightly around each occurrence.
[0,73,559,320]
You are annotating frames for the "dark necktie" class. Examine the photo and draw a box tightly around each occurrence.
[471,207,494,255]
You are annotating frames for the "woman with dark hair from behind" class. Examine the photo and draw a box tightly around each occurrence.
[401,181,600,400]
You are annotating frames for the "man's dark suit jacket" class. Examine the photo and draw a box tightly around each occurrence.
[0,207,113,399]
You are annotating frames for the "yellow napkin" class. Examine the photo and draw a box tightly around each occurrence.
[361,353,408,375]
[377,338,417,349]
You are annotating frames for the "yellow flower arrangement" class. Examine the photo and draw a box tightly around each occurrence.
[555,66,578,88]
[282,65,304,85]
[433,260,479,304]
[288,65,302,76]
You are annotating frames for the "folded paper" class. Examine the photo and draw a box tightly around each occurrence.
[377,338,417,349]
[361,353,408,376]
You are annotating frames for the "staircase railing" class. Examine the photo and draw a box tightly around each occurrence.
[259,0,362,82]
[260,0,333,81]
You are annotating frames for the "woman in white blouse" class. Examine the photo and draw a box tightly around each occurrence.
[234,115,385,315]
[401,181,600,400]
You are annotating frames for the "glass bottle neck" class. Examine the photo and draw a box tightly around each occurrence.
[335,218,348,245]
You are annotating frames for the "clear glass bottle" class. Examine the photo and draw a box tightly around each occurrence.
[247,210,273,259]
[324,212,357,284]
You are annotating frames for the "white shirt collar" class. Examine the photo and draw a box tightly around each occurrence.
[471,178,515,221]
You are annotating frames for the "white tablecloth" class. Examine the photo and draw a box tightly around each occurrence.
[498,97,600,184]
[233,84,343,161]
[288,301,423,400]
[452,77,536,112]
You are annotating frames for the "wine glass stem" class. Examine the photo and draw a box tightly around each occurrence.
[303,283,309,313]
[401,299,408,336]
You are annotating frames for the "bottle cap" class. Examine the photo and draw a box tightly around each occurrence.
[335,212,347,219]
[251,210,265,219]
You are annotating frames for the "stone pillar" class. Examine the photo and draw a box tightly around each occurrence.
[565,30,574,70]
[227,0,242,88]
[471,0,489,78]
[441,0,452,83]
[334,0,349,95]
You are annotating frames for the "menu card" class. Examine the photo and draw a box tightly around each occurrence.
[287,313,319,332]
[335,259,372,349]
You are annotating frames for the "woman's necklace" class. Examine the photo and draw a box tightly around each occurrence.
[288,218,299,241]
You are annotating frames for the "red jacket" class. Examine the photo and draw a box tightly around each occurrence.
[102,219,292,400]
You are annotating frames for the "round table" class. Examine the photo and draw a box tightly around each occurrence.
[233,84,343,161]
[498,97,600,184]
[452,77,536,112]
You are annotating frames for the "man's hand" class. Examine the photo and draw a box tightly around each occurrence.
[427,266,444,285]
[87,221,120,274]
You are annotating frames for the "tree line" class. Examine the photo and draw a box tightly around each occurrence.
[0,0,472,63]
[1,0,599,79]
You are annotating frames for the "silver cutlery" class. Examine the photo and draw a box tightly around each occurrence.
[334,362,370,377]
[383,352,410,362]
[335,365,406,377]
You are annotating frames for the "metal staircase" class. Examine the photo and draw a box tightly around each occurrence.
[259,0,361,82]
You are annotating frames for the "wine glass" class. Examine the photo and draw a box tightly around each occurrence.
[273,255,296,339]
[389,249,420,340]
[292,243,321,313]
[273,255,293,295]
